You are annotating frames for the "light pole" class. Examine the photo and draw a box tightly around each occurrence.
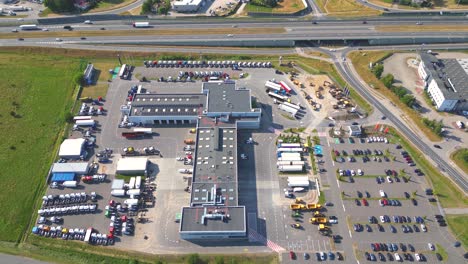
[117,54,122,66]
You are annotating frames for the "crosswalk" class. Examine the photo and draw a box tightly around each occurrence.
[248,229,285,253]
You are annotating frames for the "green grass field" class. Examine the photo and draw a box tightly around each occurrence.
[451,148,468,175]
[0,50,80,242]
[446,214,468,249]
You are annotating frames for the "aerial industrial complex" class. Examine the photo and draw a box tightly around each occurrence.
[2,0,468,262]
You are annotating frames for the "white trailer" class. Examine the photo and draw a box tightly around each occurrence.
[84,227,93,243]
[19,24,37,30]
[118,64,127,79]
[135,176,142,189]
[127,189,141,196]
[283,102,301,111]
[287,181,310,187]
[124,199,139,206]
[277,148,303,153]
[133,128,153,134]
[265,81,282,92]
[280,152,301,157]
[62,181,78,188]
[278,104,298,116]
[279,143,302,148]
[128,177,136,189]
[288,176,309,182]
[268,92,288,102]
[278,165,304,172]
[75,120,95,126]
[73,116,93,121]
[277,161,306,166]
[133,22,150,28]
[111,189,126,197]
[277,157,302,162]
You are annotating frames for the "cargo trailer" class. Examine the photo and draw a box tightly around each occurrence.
[278,104,298,116]
[279,81,292,93]
[277,148,303,153]
[277,156,302,161]
[73,116,93,121]
[287,181,310,187]
[111,189,126,197]
[279,143,302,148]
[135,176,142,189]
[278,165,304,172]
[75,120,95,126]
[282,101,301,111]
[19,24,37,30]
[133,22,150,28]
[268,92,288,102]
[128,177,136,189]
[265,81,282,92]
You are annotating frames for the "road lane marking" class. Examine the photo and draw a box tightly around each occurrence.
[349,230,352,238]
[342,203,346,212]
[336,179,340,188]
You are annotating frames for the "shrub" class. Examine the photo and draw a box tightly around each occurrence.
[371,64,384,79]
[381,74,394,88]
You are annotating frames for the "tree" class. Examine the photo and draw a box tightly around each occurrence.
[186,254,202,264]
[371,64,384,79]
[401,94,415,107]
[64,112,74,123]
[44,0,75,12]
[141,0,155,14]
[381,74,394,88]
[73,73,84,86]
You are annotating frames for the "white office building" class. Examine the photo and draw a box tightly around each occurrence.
[418,53,468,112]
[172,0,204,12]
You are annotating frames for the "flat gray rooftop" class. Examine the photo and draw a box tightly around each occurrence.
[180,206,246,232]
[420,53,468,101]
[203,82,252,113]
[190,182,238,206]
[130,93,205,116]
[193,126,238,183]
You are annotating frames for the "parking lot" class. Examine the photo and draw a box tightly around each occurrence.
[314,129,460,263]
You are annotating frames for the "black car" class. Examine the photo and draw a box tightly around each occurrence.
[312,21,318,24]
[411,198,418,206]
[355,199,361,206]
[404,192,410,198]
[80,37,86,40]
[357,191,363,198]
[63,25,71,29]
[439,221,447,227]
[337,252,343,260]
[378,252,385,261]
[365,252,371,260]
[352,122,359,125]
[434,144,442,149]
[429,198,437,202]
[435,214,443,219]
[17,38,24,41]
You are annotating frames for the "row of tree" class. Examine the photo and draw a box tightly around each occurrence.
[44,0,75,12]
[371,63,416,108]
[250,0,278,8]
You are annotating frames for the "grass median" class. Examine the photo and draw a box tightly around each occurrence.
[316,0,381,17]
[450,148,468,175]
[1,27,286,39]
[349,51,441,142]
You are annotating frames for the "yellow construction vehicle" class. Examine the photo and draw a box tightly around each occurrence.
[310,217,328,224]
[290,204,306,210]
[313,211,325,217]
[293,80,300,86]
[306,203,322,210]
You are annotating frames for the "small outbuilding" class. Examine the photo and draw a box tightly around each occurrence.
[59,138,86,159]
[116,157,148,175]
[348,125,362,137]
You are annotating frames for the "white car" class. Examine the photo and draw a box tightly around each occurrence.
[394,253,401,261]
[339,169,344,176]
[386,176,393,183]
[176,156,184,161]
[379,190,386,197]
[319,252,326,261]
[421,224,427,232]
[380,215,385,223]
[350,170,356,176]
[42,28,49,31]
[55,38,62,42]
[428,243,435,251]
[357,169,363,176]
[415,253,421,261]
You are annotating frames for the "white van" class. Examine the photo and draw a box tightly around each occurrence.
[456,120,465,129]
[394,253,401,261]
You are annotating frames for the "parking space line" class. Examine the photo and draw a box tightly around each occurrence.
[342,203,346,212]
[323,240,328,251]
[336,178,340,188]
[349,230,352,238]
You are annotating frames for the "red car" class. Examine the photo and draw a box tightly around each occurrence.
[289,251,296,260]
[362,198,368,206]
[383,199,389,206]
[81,176,93,182]
[121,215,127,222]
[109,226,115,234]
[109,200,115,206]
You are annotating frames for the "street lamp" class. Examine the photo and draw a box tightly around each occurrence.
[117,54,122,66]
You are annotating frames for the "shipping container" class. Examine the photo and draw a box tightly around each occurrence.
[111,189,126,197]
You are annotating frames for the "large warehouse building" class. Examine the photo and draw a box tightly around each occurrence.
[123,81,260,239]
[418,53,468,112]
[172,0,204,13]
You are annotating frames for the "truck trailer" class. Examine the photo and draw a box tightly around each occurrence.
[127,189,141,196]
[277,148,303,153]
[128,177,136,189]
[133,128,153,134]
[75,120,95,126]
[265,81,282,92]
[277,156,302,161]
[278,104,298,116]
[135,176,142,189]
[279,143,302,148]
[19,24,37,30]
[287,180,310,187]
[277,161,305,166]
[133,22,150,28]
[62,181,78,188]
[279,81,293,93]
[278,165,304,172]
[288,176,309,182]
[280,152,301,157]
